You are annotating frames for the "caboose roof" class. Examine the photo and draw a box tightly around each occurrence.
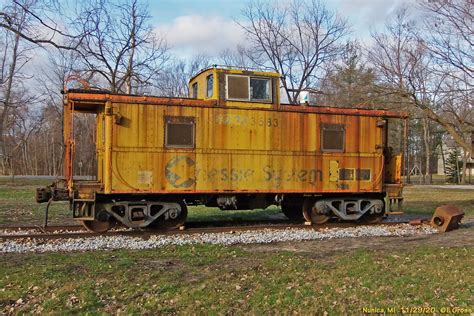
[189,65,281,83]
[64,90,408,119]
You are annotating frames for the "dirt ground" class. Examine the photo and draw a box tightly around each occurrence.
[242,216,474,259]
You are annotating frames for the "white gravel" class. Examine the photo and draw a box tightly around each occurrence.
[1,224,437,253]
[0,227,132,236]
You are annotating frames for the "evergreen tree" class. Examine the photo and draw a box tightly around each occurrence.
[317,41,378,108]
[445,147,463,184]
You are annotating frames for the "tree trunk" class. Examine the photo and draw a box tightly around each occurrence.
[440,141,446,182]
[422,118,432,184]
[419,105,472,156]
[461,150,468,185]
[126,10,137,94]
[455,152,461,184]
[0,32,21,175]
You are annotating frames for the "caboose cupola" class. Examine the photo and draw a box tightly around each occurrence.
[188,66,281,109]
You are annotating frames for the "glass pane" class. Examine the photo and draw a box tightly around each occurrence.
[339,169,355,180]
[227,76,249,100]
[250,78,270,101]
[166,123,194,147]
[206,75,213,97]
[192,83,198,98]
[321,124,345,151]
[356,169,371,181]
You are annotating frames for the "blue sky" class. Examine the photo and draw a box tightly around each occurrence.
[148,0,411,58]
[149,0,245,23]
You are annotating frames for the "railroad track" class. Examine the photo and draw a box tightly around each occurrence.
[0,218,429,241]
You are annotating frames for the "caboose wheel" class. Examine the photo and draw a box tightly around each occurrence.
[81,219,115,233]
[281,200,304,220]
[360,212,384,224]
[360,200,385,223]
[302,199,330,224]
[150,201,188,230]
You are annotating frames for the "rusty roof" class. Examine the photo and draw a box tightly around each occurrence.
[65,90,408,119]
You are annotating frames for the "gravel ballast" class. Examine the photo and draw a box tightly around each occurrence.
[1,224,437,253]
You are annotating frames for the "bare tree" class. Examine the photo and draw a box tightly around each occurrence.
[0,0,84,50]
[421,0,473,85]
[218,45,262,70]
[438,76,473,183]
[240,0,349,104]
[73,0,169,93]
[421,0,473,182]
[0,0,37,175]
[369,7,472,166]
[37,49,82,176]
[155,55,210,97]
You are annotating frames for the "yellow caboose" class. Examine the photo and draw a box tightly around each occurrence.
[37,66,407,232]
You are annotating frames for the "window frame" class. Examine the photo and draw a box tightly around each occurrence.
[225,74,250,101]
[191,82,198,99]
[164,116,196,149]
[339,168,356,181]
[338,168,372,181]
[321,123,346,152]
[225,74,272,102]
[250,77,272,102]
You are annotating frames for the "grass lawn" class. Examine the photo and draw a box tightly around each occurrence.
[403,186,474,215]
[0,178,73,226]
[1,178,473,313]
[1,245,473,314]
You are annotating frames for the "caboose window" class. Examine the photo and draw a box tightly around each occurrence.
[339,168,355,181]
[206,74,213,97]
[192,83,198,98]
[250,78,271,101]
[226,75,272,102]
[356,169,371,181]
[227,75,249,100]
[321,123,345,152]
[165,116,195,148]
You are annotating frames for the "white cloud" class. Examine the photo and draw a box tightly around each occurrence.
[155,15,245,57]
[336,0,410,25]
[329,0,418,45]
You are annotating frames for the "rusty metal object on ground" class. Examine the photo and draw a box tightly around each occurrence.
[409,219,423,226]
[386,211,404,215]
[430,204,464,232]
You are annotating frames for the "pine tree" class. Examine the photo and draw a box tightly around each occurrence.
[445,147,463,183]
[317,41,378,109]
